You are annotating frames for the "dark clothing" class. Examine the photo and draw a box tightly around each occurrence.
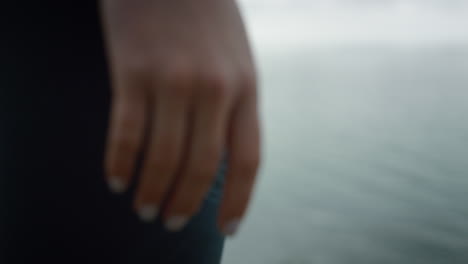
[0,2,225,263]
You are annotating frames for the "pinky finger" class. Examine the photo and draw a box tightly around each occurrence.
[218,93,261,236]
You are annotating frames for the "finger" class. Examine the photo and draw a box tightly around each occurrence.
[163,75,232,232]
[133,73,191,222]
[218,88,261,236]
[105,73,148,194]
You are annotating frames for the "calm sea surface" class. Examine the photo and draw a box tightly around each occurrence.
[223,45,468,264]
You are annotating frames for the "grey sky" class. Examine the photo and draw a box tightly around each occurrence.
[238,0,468,50]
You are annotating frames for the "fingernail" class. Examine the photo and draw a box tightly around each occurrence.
[138,205,159,222]
[224,219,241,236]
[165,216,189,232]
[108,177,127,194]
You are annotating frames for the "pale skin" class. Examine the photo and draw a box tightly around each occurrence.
[101,0,261,236]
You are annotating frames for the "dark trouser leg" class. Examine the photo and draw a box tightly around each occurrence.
[0,3,225,262]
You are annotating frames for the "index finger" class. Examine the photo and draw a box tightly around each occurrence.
[105,71,148,194]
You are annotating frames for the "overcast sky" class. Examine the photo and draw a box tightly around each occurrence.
[238,0,468,49]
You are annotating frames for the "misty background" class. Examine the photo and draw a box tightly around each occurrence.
[223,0,468,263]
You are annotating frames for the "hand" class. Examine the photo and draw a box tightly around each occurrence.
[101,0,261,236]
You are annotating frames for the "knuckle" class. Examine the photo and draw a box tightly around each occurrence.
[164,63,196,99]
[165,60,196,83]
[121,56,153,77]
[167,81,191,99]
[199,71,231,101]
